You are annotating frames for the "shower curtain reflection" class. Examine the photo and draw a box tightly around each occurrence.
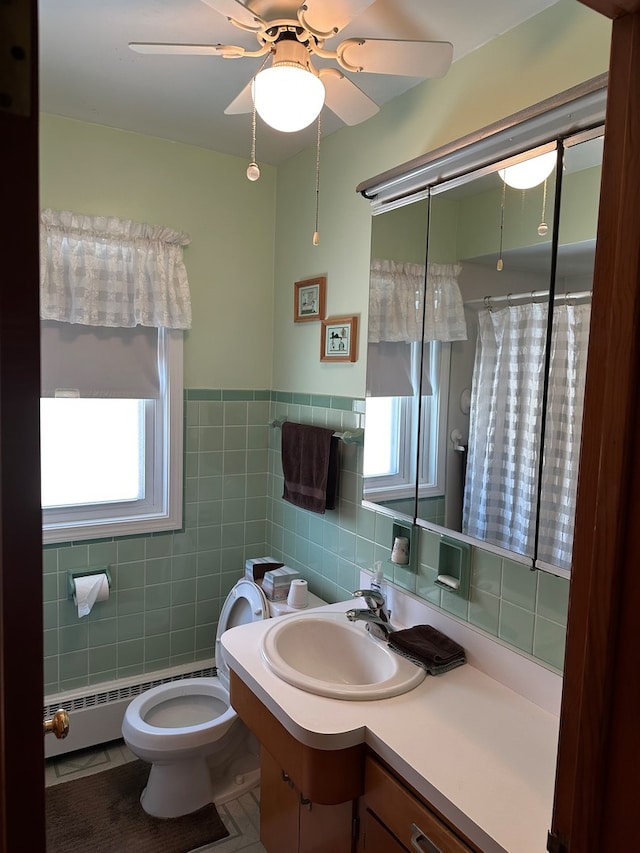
[463,297,590,571]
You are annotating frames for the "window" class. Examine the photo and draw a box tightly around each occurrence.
[363,340,449,503]
[41,328,183,544]
[41,399,145,507]
[39,209,192,544]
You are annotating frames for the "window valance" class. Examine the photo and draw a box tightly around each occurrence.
[40,209,192,329]
[368,259,467,344]
[368,259,423,343]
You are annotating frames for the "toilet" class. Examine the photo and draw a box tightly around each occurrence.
[122,577,325,818]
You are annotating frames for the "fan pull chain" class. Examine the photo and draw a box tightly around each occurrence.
[246,99,260,181]
[313,114,322,245]
[246,55,270,182]
[497,180,506,271]
[537,178,549,236]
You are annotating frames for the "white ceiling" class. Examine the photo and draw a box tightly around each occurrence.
[39,0,560,166]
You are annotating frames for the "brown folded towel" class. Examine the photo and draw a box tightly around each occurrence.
[281,422,339,514]
[388,625,466,676]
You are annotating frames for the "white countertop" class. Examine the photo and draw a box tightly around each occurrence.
[222,597,560,853]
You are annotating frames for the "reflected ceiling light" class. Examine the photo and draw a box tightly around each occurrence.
[251,39,325,133]
[499,150,557,190]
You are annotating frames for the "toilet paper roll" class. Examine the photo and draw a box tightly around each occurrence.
[73,573,110,618]
[287,579,308,609]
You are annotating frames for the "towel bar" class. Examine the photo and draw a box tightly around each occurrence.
[270,417,364,446]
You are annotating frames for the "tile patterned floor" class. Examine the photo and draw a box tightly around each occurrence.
[45,740,267,853]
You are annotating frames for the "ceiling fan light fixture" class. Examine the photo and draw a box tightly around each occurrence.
[499,150,557,190]
[252,62,325,132]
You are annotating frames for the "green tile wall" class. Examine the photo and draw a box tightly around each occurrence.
[265,395,569,673]
[43,392,273,696]
[43,389,569,698]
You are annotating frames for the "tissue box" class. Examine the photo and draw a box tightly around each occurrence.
[262,566,300,601]
[245,557,284,583]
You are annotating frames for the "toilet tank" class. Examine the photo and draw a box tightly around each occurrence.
[267,590,327,617]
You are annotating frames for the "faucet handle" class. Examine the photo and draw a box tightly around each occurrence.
[352,588,385,608]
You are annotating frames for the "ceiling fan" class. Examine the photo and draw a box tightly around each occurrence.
[129,0,453,133]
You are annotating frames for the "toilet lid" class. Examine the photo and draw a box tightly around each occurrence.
[215,579,269,685]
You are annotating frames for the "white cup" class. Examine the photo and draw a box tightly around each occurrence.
[287,579,308,609]
[391,536,410,565]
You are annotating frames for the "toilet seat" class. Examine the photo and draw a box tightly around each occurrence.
[215,578,269,688]
[123,678,236,754]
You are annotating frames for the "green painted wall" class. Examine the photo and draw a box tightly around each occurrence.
[370,201,429,265]
[271,0,610,395]
[39,116,277,391]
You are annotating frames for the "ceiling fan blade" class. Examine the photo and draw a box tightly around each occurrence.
[129,42,231,55]
[199,0,264,29]
[320,69,379,126]
[301,0,375,37]
[224,80,253,115]
[338,38,453,78]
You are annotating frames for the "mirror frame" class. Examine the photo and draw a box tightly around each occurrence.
[359,74,607,574]
[357,74,607,208]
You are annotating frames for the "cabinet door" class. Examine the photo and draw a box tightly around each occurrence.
[260,747,299,853]
[261,745,355,853]
[362,198,429,523]
[299,797,355,853]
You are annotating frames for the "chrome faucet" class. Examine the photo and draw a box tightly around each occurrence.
[347,588,395,641]
[346,608,395,641]
[352,588,385,611]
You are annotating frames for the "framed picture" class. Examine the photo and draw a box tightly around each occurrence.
[320,315,359,363]
[294,276,326,323]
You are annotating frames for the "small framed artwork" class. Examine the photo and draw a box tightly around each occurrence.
[320,315,359,363]
[294,276,326,323]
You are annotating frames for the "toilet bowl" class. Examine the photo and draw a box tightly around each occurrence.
[122,576,325,818]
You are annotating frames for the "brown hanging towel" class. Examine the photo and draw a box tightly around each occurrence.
[281,421,339,514]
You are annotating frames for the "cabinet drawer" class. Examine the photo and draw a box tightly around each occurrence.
[362,756,473,853]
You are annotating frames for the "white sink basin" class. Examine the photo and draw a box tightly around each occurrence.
[260,610,426,700]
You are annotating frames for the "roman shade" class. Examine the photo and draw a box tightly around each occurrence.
[367,258,465,397]
[40,321,160,399]
[39,209,192,399]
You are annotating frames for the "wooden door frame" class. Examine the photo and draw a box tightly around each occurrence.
[2,2,640,852]
[0,1,45,851]
[551,2,640,850]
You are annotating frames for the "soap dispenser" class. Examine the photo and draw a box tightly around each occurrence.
[371,561,384,594]
[370,561,392,625]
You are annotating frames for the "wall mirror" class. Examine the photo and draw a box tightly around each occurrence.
[360,78,606,577]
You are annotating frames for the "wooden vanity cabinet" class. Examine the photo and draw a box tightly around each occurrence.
[230,670,477,853]
[230,670,362,853]
[356,755,476,853]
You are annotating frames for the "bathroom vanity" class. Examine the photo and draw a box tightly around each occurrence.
[222,593,560,853]
[231,668,474,852]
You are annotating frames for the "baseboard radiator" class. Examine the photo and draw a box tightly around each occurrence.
[44,661,217,759]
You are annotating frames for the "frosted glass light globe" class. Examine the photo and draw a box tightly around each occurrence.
[499,151,557,189]
[252,65,325,133]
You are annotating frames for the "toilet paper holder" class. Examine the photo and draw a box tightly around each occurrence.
[67,567,112,600]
